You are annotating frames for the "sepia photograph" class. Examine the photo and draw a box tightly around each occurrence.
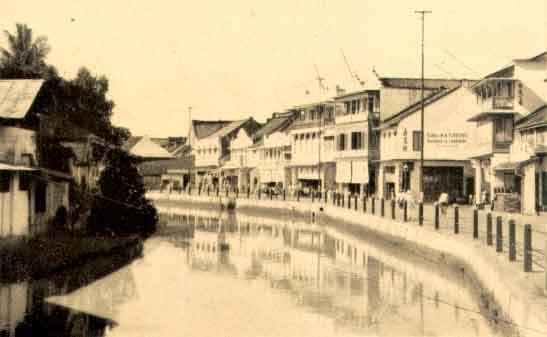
[0,0,545,336]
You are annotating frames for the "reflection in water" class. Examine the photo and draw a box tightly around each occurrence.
[0,207,506,337]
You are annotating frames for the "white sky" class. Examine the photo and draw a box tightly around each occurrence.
[2,0,545,137]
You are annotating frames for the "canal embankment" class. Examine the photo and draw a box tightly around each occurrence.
[0,230,143,282]
[149,191,547,337]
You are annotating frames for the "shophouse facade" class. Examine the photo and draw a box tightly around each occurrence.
[468,52,547,212]
[378,80,479,203]
[333,89,380,196]
[288,101,336,195]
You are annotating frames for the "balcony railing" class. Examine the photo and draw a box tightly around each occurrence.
[492,96,515,110]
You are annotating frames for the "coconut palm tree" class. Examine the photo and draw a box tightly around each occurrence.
[0,23,51,78]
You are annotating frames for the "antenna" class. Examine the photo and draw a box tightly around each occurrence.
[313,63,326,97]
[340,49,362,86]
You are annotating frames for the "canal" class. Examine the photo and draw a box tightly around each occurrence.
[0,204,510,337]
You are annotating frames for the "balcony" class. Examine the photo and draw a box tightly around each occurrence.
[492,96,515,110]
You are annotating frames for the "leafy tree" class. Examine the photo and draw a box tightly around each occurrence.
[88,149,157,236]
[0,23,50,78]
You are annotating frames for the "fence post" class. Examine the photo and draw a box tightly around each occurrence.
[418,203,423,226]
[486,213,493,246]
[434,203,439,230]
[236,188,239,198]
[524,224,532,272]
[496,216,503,253]
[207,186,210,196]
[454,206,459,234]
[348,194,351,209]
[198,186,201,196]
[473,208,478,239]
[363,197,367,213]
[381,198,385,217]
[403,201,408,222]
[509,220,516,261]
[283,189,286,201]
[296,190,300,202]
[312,192,315,203]
[270,189,273,200]
[324,191,328,204]
[342,194,345,208]
[247,186,250,199]
[258,188,261,200]
[391,200,396,220]
[371,198,375,215]
[355,195,358,211]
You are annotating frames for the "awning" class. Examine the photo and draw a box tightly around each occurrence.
[352,161,369,184]
[336,161,351,183]
[467,111,516,122]
[0,163,38,171]
[493,161,519,172]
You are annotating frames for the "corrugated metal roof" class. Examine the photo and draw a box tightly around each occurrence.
[253,112,295,140]
[515,105,547,130]
[0,80,43,119]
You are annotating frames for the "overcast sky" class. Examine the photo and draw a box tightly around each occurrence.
[2,0,545,137]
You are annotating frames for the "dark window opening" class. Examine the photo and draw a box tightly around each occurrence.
[35,182,47,213]
[0,172,11,192]
[412,131,422,152]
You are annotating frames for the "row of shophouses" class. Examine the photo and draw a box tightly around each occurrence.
[159,51,547,215]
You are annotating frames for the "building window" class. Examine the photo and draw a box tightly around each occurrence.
[412,131,422,152]
[19,173,31,191]
[337,134,347,151]
[35,182,47,213]
[0,172,10,192]
[351,132,364,150]
[494,117,513,143]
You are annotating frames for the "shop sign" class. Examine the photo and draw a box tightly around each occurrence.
[426,132,468,146]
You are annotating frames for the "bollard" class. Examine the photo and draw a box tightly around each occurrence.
[418,203,423,226]
[381,199,385,217]
[363,197,367,213]
[486,213,493,246]
[312,192,315,203]
[347,194,351,209]
[434,204,439,230]
[473,209,478,239]
[508,220,516,261]
[258,189,261,200]
[371,198,375,215]
[496,216,503,253]
[283,189,286,201]
[198,186,201,196]
[355,195,358,211]
[454,206,459,234]
[403,201,408,222]
[342,194,345,208]
[207,186,210,196]
[297,191,300,202]
[524,224,532,272]
[391,200,396,220]
[226,188,229,197]
[324,191,327,204]
[270,189,273,200]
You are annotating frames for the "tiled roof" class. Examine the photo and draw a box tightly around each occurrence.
[192,120,233,139]
[0,79,43,119]
[253,112,295,140]
[122,136,142,151]
[138,156,194,176]
[379,78,463,90]
[209,119,249,138]
[515,105,547,130]
[382,85,462,126]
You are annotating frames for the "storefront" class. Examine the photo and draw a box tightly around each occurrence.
[335,159,370,195]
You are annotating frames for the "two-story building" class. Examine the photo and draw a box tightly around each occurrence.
[190,118,260,190]
[221,128,254,191]
[333,89,380,196]
[250,111,296,191]
[378,80,478,202]
[468,51,547,211]
[288,101,336,195]
[0,79,71,237]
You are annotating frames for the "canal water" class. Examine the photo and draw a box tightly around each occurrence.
[0,205,510,337]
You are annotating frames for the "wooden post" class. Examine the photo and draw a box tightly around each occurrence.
[342,194,345,208]
[508,220,516,261]
[418,203,423,226]
[355,195,358,211]
[207,186,210,196]
[270,189,273,200]
[258,188,261,200]
[391,200,396,220]
[371,198,375,215]
[312,191,315,203]
[454,206,459,234]
[348,194,351,209]
[434,203,439,230]
[486,213,493,246]
[296,190,299,202]
[473,208,478,239]
[403,200,408,222]
[247,186,250,199]
[363,197,367,213]
[381,198,385,217]
[283,189,286,201]
[236,187,239,198]
[496,216,503,253]
[524,224,532,272]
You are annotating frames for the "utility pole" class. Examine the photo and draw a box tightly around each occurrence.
[314,63,325,196]
[415,10,431,202]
